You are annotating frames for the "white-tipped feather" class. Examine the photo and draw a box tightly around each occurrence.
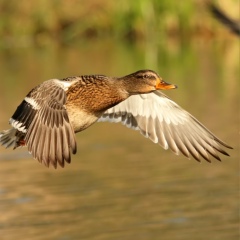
[9,118,27,133]
[24,97,40,110]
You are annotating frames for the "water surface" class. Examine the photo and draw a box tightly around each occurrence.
[0,38,239,240]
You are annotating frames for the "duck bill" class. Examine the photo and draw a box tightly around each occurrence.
[156,79,177,90]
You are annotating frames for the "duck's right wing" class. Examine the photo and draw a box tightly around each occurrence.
[10,80,77,168]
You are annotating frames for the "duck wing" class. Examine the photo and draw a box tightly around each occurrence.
[98,91,232,162]
[11,80,77,168]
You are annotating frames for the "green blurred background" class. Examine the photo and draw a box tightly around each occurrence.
[0,0,239,240]
[0,0,239,47]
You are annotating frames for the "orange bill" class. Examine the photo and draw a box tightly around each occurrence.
[156,78,177,90]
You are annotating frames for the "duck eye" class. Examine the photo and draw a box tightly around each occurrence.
[143,74,149,78]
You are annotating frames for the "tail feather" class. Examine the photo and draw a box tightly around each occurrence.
[0,128,20,149]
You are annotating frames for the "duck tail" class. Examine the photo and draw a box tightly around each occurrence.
[0,128,25,149]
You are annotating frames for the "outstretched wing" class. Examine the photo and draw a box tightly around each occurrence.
[98,91,232,162]
[11,80,77,168]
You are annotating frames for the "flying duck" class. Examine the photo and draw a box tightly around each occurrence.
[0,70,232,168]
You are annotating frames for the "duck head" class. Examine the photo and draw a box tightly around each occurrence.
[121,70,177,94]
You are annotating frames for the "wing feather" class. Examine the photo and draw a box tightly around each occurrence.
[98,91,232,162]
[23,81,77,168]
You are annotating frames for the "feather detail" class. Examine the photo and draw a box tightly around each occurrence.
[98,91,232,162]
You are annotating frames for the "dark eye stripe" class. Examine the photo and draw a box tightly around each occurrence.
[136,73,156,79]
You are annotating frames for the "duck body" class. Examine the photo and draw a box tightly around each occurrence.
[65,75,128,132]
[0,70,232,168]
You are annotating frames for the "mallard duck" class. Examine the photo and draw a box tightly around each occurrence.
[0,70,232,168]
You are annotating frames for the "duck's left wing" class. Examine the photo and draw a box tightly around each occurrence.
[98,91,232,162]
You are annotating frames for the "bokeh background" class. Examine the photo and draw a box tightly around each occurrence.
[0,0,239,239]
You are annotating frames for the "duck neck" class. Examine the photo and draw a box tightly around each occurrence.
[118,75,151,95]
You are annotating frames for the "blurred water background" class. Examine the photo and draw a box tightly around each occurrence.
[0,0,239,239]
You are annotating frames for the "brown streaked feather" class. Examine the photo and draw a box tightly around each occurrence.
[24,81,76,168]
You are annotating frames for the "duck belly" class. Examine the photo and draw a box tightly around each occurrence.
[67,107,99,133]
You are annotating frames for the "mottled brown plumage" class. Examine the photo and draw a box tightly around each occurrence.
[0,70,232,168]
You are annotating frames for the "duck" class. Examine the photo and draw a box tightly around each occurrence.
[0,70,232,168]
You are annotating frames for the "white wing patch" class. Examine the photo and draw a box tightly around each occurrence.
[54,79,75,91]
[25,97,40,110]
[9,118,27,133]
